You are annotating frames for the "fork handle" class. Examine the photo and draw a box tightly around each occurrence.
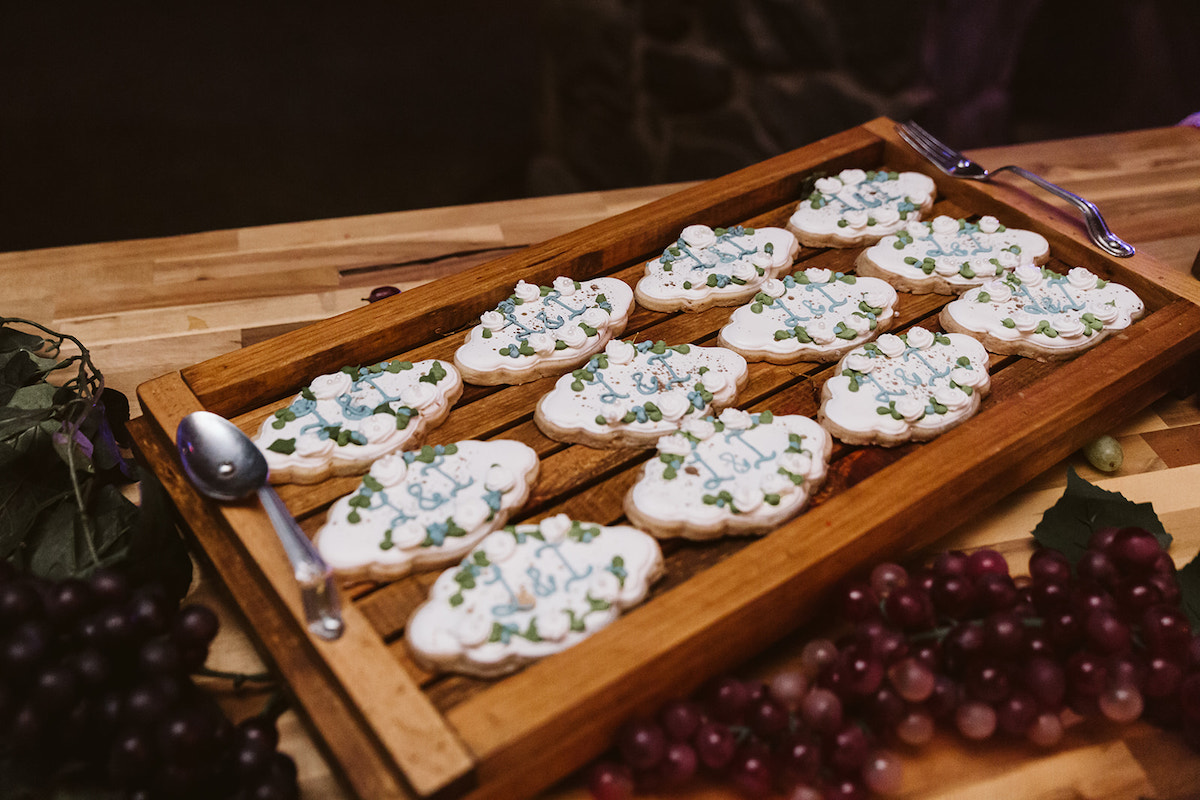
[993,165,1135,258]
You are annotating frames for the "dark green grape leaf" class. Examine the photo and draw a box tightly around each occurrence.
[1031,467,1170,565]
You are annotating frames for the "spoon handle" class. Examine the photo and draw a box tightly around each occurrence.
[257,486,345,640]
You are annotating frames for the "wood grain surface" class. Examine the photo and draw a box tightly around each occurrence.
[4,123,1200,799]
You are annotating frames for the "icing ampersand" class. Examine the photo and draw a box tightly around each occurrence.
[534,338,748,447]
[315,439,539,580]
[819,327,991,446]
[625,408,833,539]
[939,265,1145,359]
[634,224,799,311]
[406,514,663,677]
[856,215,1051,294]
[718,268,899,363]
[454,276,634,385]
[254,358,462,484]
[788,169,937,247]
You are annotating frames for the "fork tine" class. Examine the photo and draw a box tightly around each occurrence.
[900,120,960,165]
[896,122,956,173]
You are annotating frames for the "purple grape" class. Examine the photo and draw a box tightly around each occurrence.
[171,604,220,649]
[728,740,774,798]
[364,286,402,303]
[657,741,698,787]
[615,717,665,771]
[693,721,736,769]
[966,548,1008,580]
[658,699,703,741]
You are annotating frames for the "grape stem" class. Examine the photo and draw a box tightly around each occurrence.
[194,665,276,689]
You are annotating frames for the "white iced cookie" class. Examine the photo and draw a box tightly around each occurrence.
[314,440,538,581]
[718,268,900,364]
[856,215,1051,295]
[454,276,634,385]
[787,169,937,248]
[625,409,832,540]
[255,359,463,484]
[819,327,991,446]
[939,265,1145,361]
[634,224,799,312]
[533,339,749,448]
[406,515,663,677]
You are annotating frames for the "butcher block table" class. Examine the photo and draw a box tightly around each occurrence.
[5,121,1200,799]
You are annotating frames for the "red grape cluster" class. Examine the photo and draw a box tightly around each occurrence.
[0,562,299,799]
[588,527,1200,799]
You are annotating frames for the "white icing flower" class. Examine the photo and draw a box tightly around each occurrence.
[844,353,875,373]
[763,278,787,298]
[815,176,844,194]
[513,280,541,303]
[895,397,926,422]
[682,417,717,441]
[604,339,636,364]
[997,250,1020,269]
[701,370,727,392]
[581,306,610,329]
[454,497,491,530]
[390,520,428,550]
[368,452,408,486]
[656,433,693,457]
[973,258,999,277]
[1055,316,1086,338]
[843,209,869,230]
[560,324,588,348]
[681,225,717,249]
[732,485,763,514]
[760,471,794,496]
[359,413,400,443]
[932,216,959,236]
[950,367,983,388]
[978,216,1001,234]
[536,610,571,642]
[553,276,577,296]
[657,393,692,422]
[484,464,515,492]
[1013,311,1039,332]
[455,611,493,646]
[751,251,774,269]
[874,207,900,226]
[310,371,353,400]
[877,414,910,437]
[1095,303,1120,323]
[809,319,836,345]
[540,514,572,544]
[805,268,833,284]
[400,382,437,409]
[732,260,758,281]
[528,332,556,355]
[779,451,813,476]
[838,168,867,186]
[480,310,506,331]
[1067,267,1098,290]
[843,315,871,335]
[1014,264,1043,286]
[935,386,973,411]
[589,571,622,604]
[905,327,935,350]
[875,334,906,358]
[600,403,626,423]
[295,436,335,459]
[905,220,929,239]
[933,260,959,277]
[719,408,754,430]
[981,279,1012,302]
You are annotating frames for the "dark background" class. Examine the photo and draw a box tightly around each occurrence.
[3,2,1198,253]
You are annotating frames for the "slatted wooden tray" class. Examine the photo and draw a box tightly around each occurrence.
[131,118,1200,800]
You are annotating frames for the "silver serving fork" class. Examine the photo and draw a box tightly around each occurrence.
[896,120,1135,258]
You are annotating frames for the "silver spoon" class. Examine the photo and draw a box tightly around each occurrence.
[176,411,345,640]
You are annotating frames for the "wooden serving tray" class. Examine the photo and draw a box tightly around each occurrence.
[132,118,1200,800]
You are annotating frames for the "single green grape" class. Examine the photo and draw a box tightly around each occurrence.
[1083,434,1124,472]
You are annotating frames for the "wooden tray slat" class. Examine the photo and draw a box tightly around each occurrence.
[134,118,1200,800]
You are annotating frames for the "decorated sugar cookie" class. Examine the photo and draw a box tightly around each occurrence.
[454,276,634,385]
[634,224,799,312]
[718,268,899,364]
[819,327,991,446]
[255,359,462,484]
[625,409,832,540]
[787,169,937,248]
[534,338,749,448]
[856,215,1050,295]
[406,514,663,677]
[939,265,1145,361]
[314,440,539,581]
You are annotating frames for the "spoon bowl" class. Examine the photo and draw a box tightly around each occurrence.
[177,411,345,640]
